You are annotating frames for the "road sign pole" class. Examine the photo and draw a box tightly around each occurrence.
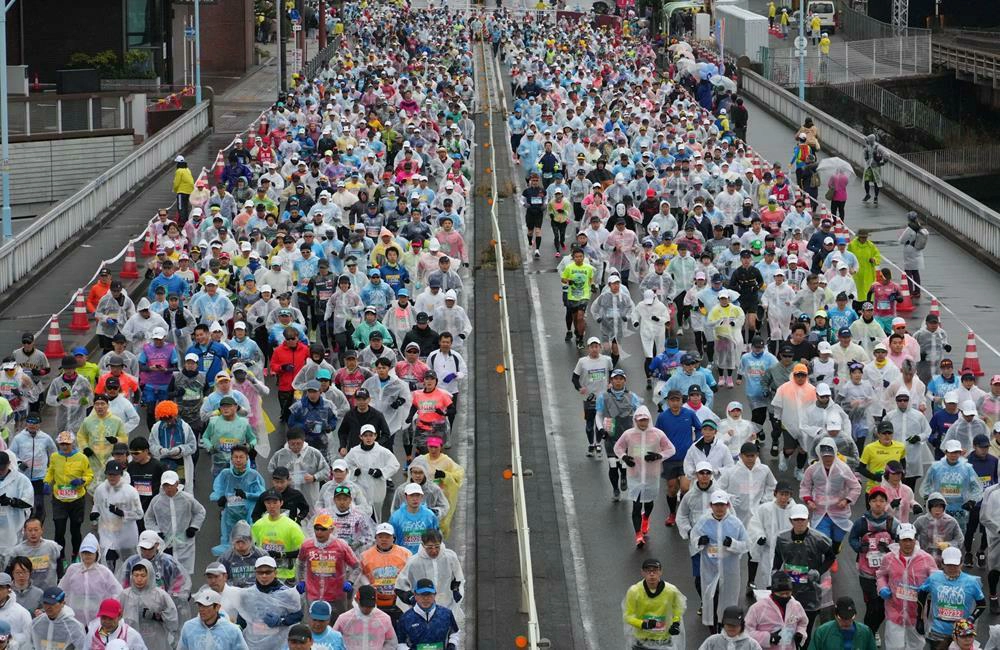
[0,0,15,240]
[194,0,202,103]
[798,6,805,100]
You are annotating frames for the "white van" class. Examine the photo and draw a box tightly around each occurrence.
[805,0,836,33]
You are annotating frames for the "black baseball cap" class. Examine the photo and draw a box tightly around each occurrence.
[261,489,283,502]
[271,466,290,479]
[835,596,857,619]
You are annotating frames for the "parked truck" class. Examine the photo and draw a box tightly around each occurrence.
[713,4,770,62]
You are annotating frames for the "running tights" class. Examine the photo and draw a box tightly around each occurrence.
[864,180,880,201]
[989,570,999,597]
[608,463,624,489]
[631,500,654,532]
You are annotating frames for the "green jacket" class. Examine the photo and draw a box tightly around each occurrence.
[808,620,877,650]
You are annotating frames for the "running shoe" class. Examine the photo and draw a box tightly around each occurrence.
[978,551,987,568]
[635,531,645,548]
[778,454,788,472]
[554,251,561,258]
[770,442,779,458]
[646,378,652,390]
[613,488,621,502]
[991,597,999,615]
[641,514,650,535]
[665,512,676,527]
[586,445,594,458]
[619,473,628,492]
[565,330,573,341]
[533,249,541,258]
[964,552,974,568]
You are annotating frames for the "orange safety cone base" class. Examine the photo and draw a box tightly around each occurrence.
[69,292,90,332]
[44,316,66,359]
[897,273,915,313]
[963,331,984,377]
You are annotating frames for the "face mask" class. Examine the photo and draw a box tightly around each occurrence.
[771,594,791,607]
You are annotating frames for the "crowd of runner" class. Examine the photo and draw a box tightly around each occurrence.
[492,5,1000,649]
[0,3,482,649]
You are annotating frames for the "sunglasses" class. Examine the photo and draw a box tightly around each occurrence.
[334,486,352,495]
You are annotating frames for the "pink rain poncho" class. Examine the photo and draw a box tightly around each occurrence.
[745,594,808,649]
[799,437,862,531]
[613,405,675,503]
[57,533,123,625]
[875,543,937,628]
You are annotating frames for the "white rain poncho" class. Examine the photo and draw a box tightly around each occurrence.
[148,419,197,493]
[677,483,716,541]
[92,478,144,559]
[0,589,34,648]
[715,460,777,526]
[396,542,465,627]
[389,458,449,520]
[884,400,935,476]
[978,484,1000,572]
[58,534,122,625]
[718,413,756,458]
[770,376,817,448]
[29,604,87,650]
[590,281,635,349]
[235,584,302,650]
[746,500,797,588]
[631,291,670,358]
[762,281,796,342]
[361,374,412,434]
[431,303,473,351]
[612,406,675,503]
[798,400,851,459]
[689,508,749,627]
[799,438,863,530]
[267,443,331,504]
[119,559,180,650]
[142,486,207,575]
[706,294,745,371]
[317,478,372,518]
[0,462,34,548]
[344,442,400,522]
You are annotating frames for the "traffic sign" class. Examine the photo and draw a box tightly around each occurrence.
[793,35,807,49]
[184,26,195,39]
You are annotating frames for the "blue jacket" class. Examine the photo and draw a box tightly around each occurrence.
[396,605,459,648]
[288,395,338,449]
[655,407,702,461]
[186,342,230,387]
[968,451,999,491]
[210,464,265,512]
[178,613,248,650]
[148,274,190,301]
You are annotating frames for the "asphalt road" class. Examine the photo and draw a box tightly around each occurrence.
[499,3,1000,646]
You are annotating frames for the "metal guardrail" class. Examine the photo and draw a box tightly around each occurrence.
[932,40,1000,86]
[830,78,962,143]
[740,69,1000,263]
[0,101,210,296]
[303,38,340,80]
[834,0,929,40]
[901,146,1000,179]
[479,40,543,650]
[765,35,931,85]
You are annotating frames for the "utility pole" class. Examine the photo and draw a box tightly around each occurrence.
[0,0,16,240]
[795,5,806,101]
[276,0,285,92]
[891,0,908,35]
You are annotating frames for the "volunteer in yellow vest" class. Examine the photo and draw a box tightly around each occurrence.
[768,0,777,27]
[251,489,305,582]
[810,14,822,44]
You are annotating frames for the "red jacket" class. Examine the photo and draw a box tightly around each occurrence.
[269,342,308,391]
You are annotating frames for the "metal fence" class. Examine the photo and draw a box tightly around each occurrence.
[740,68,1000,265]
[764,35,931,85]
[831,79,962,143]
[901,146,1000,179]
[0,101,210,295]
[834,0,929,40]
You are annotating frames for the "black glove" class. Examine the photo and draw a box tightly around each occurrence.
[907,435,921,444]
[877,541,891,553]
[353,467,362,477]
[8,498,31,509]
[622,455,636,468]
[400,590,416,606]
[390,397,407,409]
[915,617,924,635]
[597,429,608,441]
[891,498,902,509]
[644,452,661,462]
[248,448,258,461]
[697,535,710,546]
[458,333,466,339]
[281,363,294,372]
[234,489,246,499]
[794,632,804,646]
[883,379,891,388]
[770,631,782,645]
[105,436,119,447]
[452,589,462,603]
[217,496,228,508]
[105,549,119,563]
[16,462,27,472]
[186,527,198,538]
[142,607,155,620]
[641,619,657,630]
[944,344,953,352]
[108,505,125,517]
[651,316,660,322]
[83,447,95,458]
[668,621,681,636]
[963,500,976,512]
[268,550,282,559]
[723,536,733,547]
[368,467,383,478]
[434,469,447,480]
[912,503,924,515]
[757,537,767,546]
[89,511,100,522]
[0,495,9,507]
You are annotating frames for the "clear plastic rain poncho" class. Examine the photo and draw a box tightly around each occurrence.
[0,457,35,549]
[688,507,749,627]
[235,584,302,650]
[142,484,207,575]
[92,477,143,560]
[119,559,179,650]
[589,279,635,353]
[58,533,123,625]
[29,604,87,650]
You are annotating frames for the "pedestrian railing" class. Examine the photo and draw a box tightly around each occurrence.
[828,79,962,144]
[0,100,210,297]
[901,146,1000,179]
[764,35,931,85]
[739,68,1000,264]
[931,39,1000,85]
[479,40,544,650]
[834,0,929,40]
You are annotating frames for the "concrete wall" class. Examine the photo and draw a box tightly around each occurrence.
[10,134,135,217]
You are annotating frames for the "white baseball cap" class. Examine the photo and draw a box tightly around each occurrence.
[255,556,277,569]
[404,483,424,495]
[961,400,978,416]
[695,461,714,473]
[194,589,222,606]
[788,504,810,520]
[941,546,962,565]
[375,523,395,536]
[816,383,832,397]
[710,490,730,505]
[943,439,963,453]
[897,523,917,540]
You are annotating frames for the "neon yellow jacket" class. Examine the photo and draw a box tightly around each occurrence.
[623,579,686,642]
[44,450,93,502]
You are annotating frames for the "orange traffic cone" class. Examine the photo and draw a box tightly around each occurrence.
[963,330,984,377]
[140,229,156,256]
[897,274,914,313]
[68,291,90,332]
[120,243,140,280]
[44,316,66,359]
[929,298,940,319]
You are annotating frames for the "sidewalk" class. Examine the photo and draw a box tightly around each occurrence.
[0,53,286,355]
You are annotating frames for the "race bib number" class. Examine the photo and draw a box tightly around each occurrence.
[183,387,202,401]
[403,528,425,547]
[785,564,809,583]
[310,558,336,576]
[219,437,238,452]
[706,545,719,559]
[641,615,666,630]
[228,495,245,506]
[30,554,50,570]
[981,475,992,486]
[876,301,890,310]
[135,481,153,496]
[417,645,444,650]
[941,483,961,497]
[895,583,918,602]
[866,551,883,568]
[56,485,76,500]
[937,603,965,622]
[530,196,543,205]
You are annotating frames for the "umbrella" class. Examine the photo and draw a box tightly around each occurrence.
[817,157,856,177]
[668,42,693,54]
[710,75,737,93]
[675,59,699,76]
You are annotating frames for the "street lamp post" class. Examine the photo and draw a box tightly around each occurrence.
[194,0,202,103]
[798,3,806,101]
[0,0,15,240]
